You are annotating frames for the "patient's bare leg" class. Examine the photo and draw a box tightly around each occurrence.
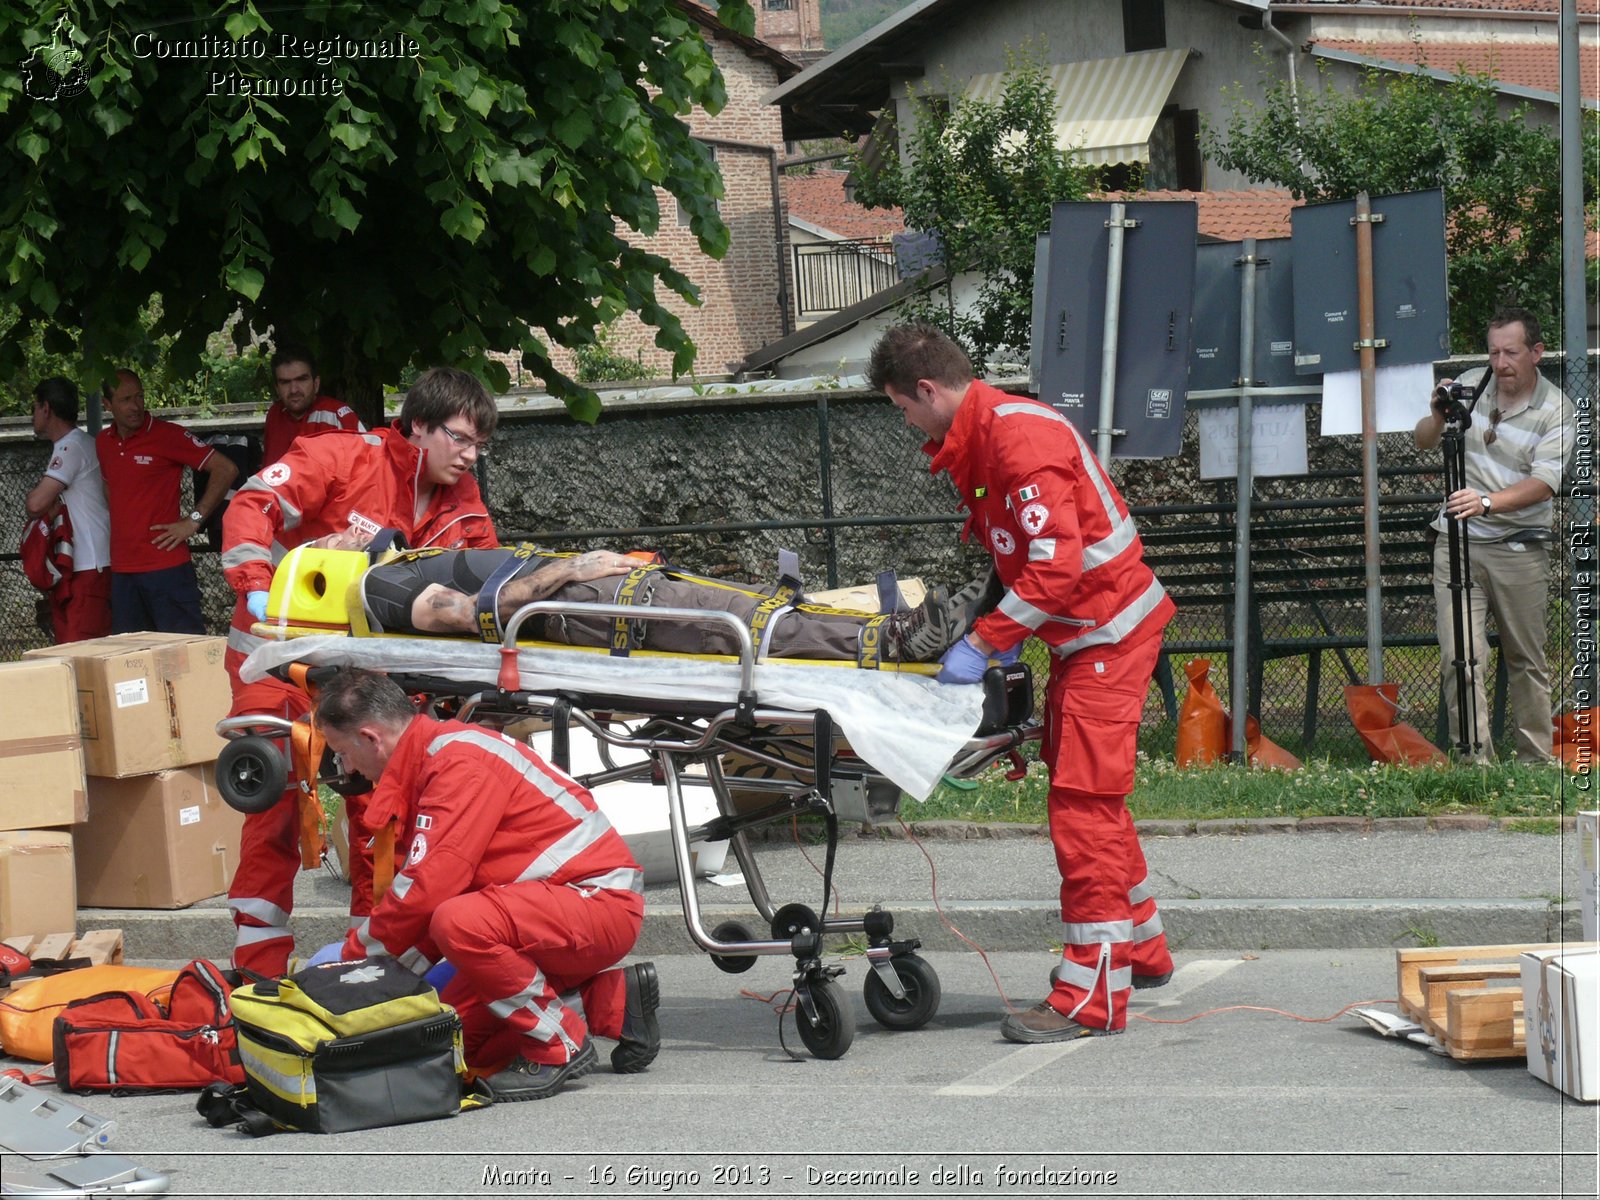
[407,551,638,635]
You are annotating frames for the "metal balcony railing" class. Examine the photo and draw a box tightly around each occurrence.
[792,237,899,318]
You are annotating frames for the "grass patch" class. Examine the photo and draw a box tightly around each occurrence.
[909,750,1571,823]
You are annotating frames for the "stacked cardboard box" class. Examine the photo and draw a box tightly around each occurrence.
[22,633,242,910]
[0,659,86,938]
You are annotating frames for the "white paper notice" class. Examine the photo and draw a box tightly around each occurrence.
[1320,363,1436,436]
[1197,403,1309,481]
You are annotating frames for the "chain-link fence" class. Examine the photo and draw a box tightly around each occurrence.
[0,354,1590,763]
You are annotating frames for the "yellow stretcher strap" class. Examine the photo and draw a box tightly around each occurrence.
[747,582,798,655]
[857,613,891,670]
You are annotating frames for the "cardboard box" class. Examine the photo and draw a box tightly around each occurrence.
[24,633,230,778]
[1521,947,1600,1102]
[0,831,77,938]
[74,764,244,908]
[0,660,87,831]
[1579,812,1599,942]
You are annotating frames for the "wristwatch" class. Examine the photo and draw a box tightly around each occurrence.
[1480,495,1493,514]
[188,509,205,524]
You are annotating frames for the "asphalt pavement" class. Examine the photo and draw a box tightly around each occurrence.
[4,950,1596,1198]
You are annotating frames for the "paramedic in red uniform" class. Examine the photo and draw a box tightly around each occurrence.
[261,343,364,466]
[869,323,1175,1042]
[96,368,238,634]
[318,669,660,1101]
[219,367,500,977]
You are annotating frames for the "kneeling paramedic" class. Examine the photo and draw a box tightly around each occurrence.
[316,669,659,1101]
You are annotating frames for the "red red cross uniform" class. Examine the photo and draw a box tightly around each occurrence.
[261,395,364,467]
[220,426,498,976]
[926,381,1175,1030]
[340,718,644,1067]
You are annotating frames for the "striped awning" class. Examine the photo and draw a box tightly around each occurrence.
[964,48,1189,166]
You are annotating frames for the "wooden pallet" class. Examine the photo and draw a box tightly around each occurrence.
[1396,944,1554,1061]
[1,929,124,997]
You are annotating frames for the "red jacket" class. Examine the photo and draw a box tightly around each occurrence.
[262,396,364,466]
[220,423,497,674]
[927,381,1173,658]
[341,717,642,972]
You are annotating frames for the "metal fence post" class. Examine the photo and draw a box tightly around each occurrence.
[816,395,839,588]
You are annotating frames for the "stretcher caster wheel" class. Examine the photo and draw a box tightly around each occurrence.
[217,736,288,814]
[708,921,758,974]
[863,953,941,1031]
[795,977,854,1060]
[770,903,820,941]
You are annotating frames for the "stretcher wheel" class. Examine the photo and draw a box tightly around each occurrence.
[217,736,289,814]
[862,953,941,1031]
[708,921,758,974]
[795,977,854,1060]
[770,903,820,942]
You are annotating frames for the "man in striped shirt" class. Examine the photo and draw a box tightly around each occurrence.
[1416,307,1575,764]
[320,669,658,1102]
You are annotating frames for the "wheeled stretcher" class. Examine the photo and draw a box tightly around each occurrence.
[218,547,1040,1059]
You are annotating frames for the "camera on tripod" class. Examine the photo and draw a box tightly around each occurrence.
[1432,380,1474,427]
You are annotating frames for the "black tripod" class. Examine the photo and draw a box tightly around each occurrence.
[1436,372,1493,758]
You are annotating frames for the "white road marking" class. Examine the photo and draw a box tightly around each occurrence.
[935,958,1246,1097]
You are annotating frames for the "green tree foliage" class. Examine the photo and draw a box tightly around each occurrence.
[1206,55,1597,351]
[0,0,756,424]
[850,54,1091,371]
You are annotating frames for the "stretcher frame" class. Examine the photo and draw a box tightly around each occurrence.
[223,590,1040,1060]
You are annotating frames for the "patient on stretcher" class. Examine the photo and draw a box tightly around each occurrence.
[360,546,959,667]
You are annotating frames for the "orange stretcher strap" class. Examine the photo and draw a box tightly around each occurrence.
[289,716,327,871]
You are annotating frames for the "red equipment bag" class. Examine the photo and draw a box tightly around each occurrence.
[53,960,246,1093]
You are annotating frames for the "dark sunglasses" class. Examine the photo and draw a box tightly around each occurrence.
[1483,408,1502,446]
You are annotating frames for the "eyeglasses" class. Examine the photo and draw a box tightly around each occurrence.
[438,424,491,456]
[1484,408,1502,446]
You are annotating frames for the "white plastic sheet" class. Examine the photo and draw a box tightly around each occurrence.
[243,636,986,801]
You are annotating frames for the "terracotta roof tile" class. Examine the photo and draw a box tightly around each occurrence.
[1098,189,1301,241]
[784,169,905,239]
[1311,38,1600,100]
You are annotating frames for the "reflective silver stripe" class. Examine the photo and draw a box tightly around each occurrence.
[491,970,580,1054]
[222,542,272,569]
[106,1031,120,1085]
[233,924,292,947]
[998,590,1051,631]
[1052,576,1170,657]
[514,811,612,883]
[994,401,1071,428]
[389,873,414,900]
[573,866,644,894]
[397,946,435,975]
[1061,919,1134,943]
[1132,912,1165,943]
[561,987,587,1024]
[1028,538,1057,562]
[238,477,303,530]
[427,729,590,822]
[347,914,363,930]
[1053,958,1133,993]
[1128,879,1154,905]
[228,626,271,658]
[307,409,345,431]
[230,897,291,926]
[237,1044,312,1101]
[1062,418,1141,572]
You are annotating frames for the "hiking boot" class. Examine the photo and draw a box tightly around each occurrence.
[883,585,955,662]
[484,1039,597,1102]
[999,1001,1124,1044]
[611,962,660,1074]
[946,568,1002,635]
[1132,970,1172,990]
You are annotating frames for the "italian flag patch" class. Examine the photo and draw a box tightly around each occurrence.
[1016,484,1040,504]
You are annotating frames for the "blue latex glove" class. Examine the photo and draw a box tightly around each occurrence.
[937,636,992,684]
[994,644,1022,667]
[246,591,269,622]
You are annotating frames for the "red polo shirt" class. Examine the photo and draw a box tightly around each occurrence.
[96,415,216,573]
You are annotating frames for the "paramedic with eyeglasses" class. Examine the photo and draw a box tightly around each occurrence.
[219,367,500,976]
[1414,306,1574,765]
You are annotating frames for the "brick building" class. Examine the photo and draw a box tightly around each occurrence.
[536,3,800,385]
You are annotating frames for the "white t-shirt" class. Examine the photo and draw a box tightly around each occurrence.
[43,427,111,571]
